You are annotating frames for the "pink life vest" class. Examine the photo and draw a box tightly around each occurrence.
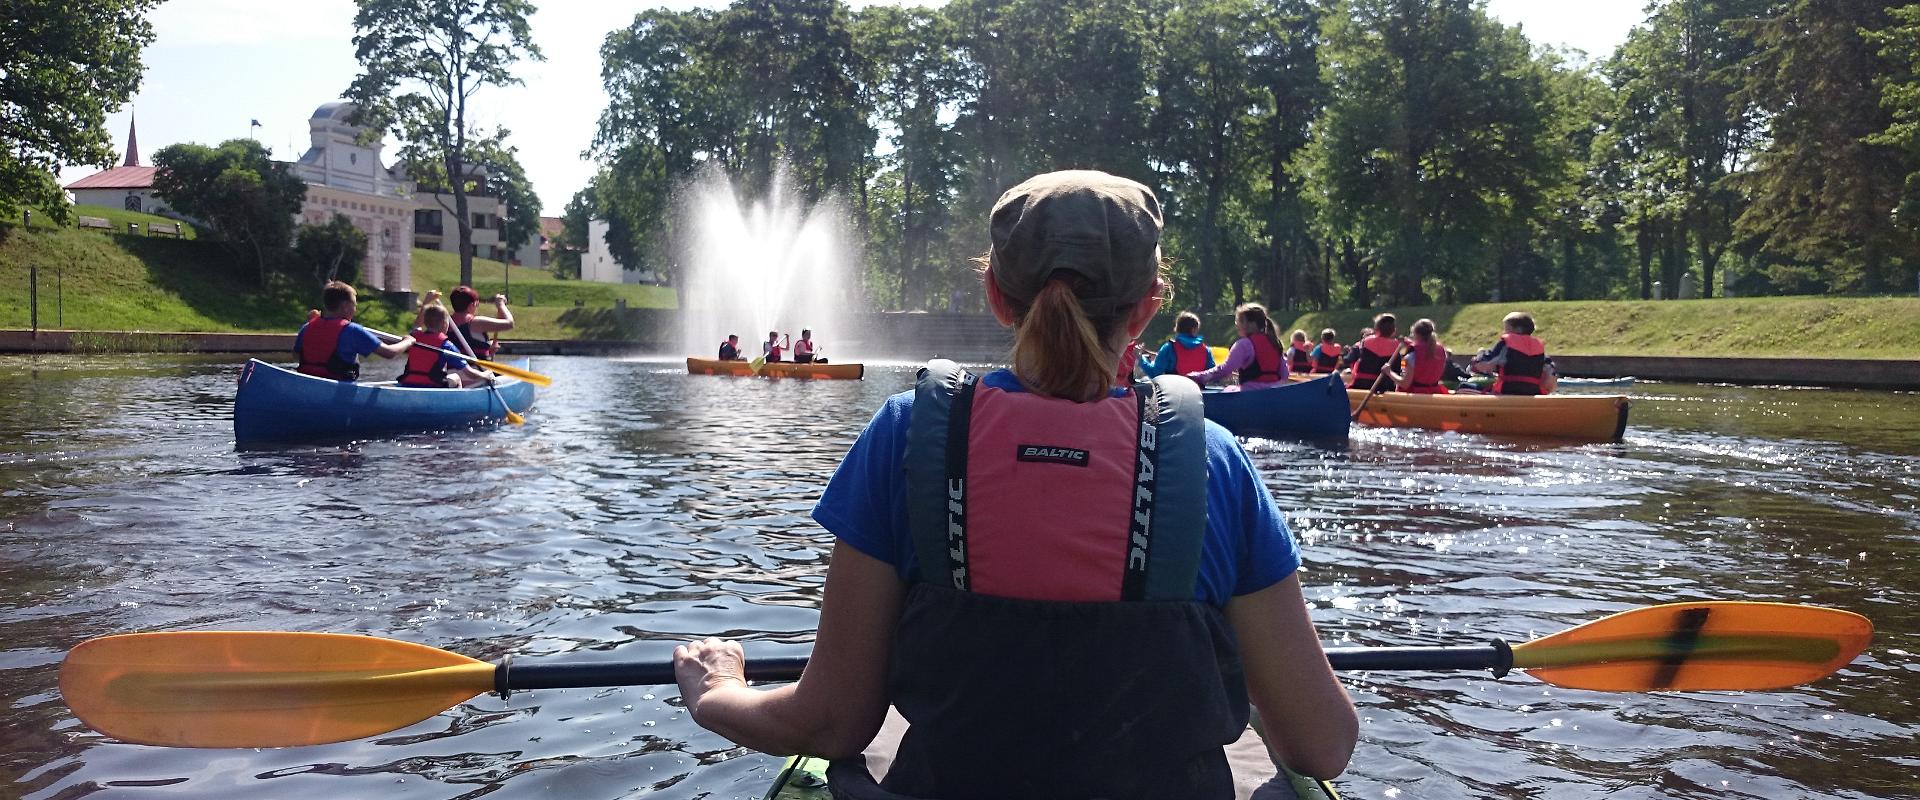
[906,362,1209,602]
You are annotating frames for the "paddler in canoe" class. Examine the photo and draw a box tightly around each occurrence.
[444,286,514,360]
[792,329,826,364]
[398,304,498,388]
[1469,311,1558,395]
[293,281,414,381]
[719,334,746,361]
[1287,330,1314,375]
[1308,328,1342,374]
[1341,313,1404,391]
[1395,318,1451,395]
[1135,310,1216,378]
[764,331,789,363]
[1184,302,1292,391]
[670,170,1357,798]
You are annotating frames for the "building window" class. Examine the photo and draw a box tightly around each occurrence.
[124,195,141,212]
[473,212,490,230]
[414,209,442,236]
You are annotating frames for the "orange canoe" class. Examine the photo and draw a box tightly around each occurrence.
[1347,389,1629,442]
[685,357,865,380]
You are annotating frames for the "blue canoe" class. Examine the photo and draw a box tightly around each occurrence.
[1201,374,1351,440]
[233,358,537,444]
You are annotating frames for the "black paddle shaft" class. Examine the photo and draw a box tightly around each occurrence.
[498,655,811,695]
[493,640,1513,696]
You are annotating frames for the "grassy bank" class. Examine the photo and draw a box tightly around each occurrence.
[1282,297,1920,359]
[0,221,674,339]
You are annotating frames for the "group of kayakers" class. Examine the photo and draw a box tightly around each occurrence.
[717,330,825,363]
[293,281,515,388]
[1132,304,1556,396]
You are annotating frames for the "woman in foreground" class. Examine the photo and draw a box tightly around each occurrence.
[673,170,1357,799]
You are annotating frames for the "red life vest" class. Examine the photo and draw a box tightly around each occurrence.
[1170,339,1210,374]
[1405,341,1449,394]
[1236,336,1285,384]
[1493,333,1547,395]
[1288,343,1312,373]
[1313,342,1343,372]
[399,330,453,387]
[452,312,493,359]
[1348,335,1401,389]
[296,317,359,381]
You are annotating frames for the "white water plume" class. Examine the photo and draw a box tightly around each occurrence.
[678,166,859,361]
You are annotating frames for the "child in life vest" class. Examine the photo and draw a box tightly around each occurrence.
[1396,318,1451,394]
[292,281,412,381]
[1287,330,1313,375]
[670,170,1356,798]
[1342,314,1403,391]
[1470,311,1556,395]
[764,331,787,362]
[718,334,744,361]
[1136,310,1215,378]
[1185,303,1290,391]
[1309,328,1343,373]
[792,329,820,363]
[398,304,493,388]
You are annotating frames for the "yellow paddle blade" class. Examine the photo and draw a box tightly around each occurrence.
[1512,601,1872,692]
[504,407,526,425]
[1210,346,1230,365]
[60,632,495,748]
[749,354,768,376]
[468,357,552,387]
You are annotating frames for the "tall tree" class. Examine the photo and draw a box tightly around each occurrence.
[345,0,543,286]
[1247,0,1323,312]
[468,132,540,253]
[1732,0,1918,291]
[0,0,162,222]
[152,140,309,283]
[1867,5,1920,245]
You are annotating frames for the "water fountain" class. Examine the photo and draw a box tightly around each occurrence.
[677,166,860,361]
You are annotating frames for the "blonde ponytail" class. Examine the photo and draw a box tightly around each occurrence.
[1011,279,1121,403]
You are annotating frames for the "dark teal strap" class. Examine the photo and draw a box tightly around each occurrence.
[906,360,975,588]
[1140,375,1208,601]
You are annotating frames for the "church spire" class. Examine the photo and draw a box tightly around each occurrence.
[124,112,140,167]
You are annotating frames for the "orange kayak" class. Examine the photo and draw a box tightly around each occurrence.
[685,357,864,380]
[1347,389,1629,442]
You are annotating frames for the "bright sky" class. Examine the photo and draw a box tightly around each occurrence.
[62,0,1648,213]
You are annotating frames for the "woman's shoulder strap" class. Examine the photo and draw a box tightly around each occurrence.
[906,360,977,588]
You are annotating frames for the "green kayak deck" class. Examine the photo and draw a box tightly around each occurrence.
[762,755,1341,800]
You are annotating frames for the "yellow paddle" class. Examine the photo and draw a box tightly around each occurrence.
[362,326,553,388]
[439,319,524,426]
[58,601,1870,749]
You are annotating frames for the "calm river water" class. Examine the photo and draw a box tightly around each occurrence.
[1,355,1915,799]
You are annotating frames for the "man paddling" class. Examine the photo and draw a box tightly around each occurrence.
[293,281,412,381]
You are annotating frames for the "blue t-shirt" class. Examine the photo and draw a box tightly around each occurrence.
[293,319,382,362]
[811,370,1300,607]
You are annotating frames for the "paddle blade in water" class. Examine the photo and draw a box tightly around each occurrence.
[1511,601,1872,692]
[60,632,495,748]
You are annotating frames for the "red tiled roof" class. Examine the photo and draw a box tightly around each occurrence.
[66,165,157,190]
[539,216,564,236]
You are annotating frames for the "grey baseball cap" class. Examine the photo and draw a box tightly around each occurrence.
[989,170,1162,314]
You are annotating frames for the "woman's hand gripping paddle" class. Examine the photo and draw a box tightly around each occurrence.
[59,601,1870,748]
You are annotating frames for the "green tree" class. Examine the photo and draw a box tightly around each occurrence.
[0,0,162,222]
[1868,5,1920,245]
[295,213,371,285]
[1247,0,1323,312]
[1732,0,1918,291]
[345,0,543,286]
[151,140,308,282]
[854,5,967,309]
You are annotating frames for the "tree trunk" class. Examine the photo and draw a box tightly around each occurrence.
[1636,213,1653,300]
[1561,234,1577,300]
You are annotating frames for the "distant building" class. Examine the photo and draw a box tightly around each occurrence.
[512,215,564,268]
[290,102,416,294]
[412,175,508,263]
[584,218,660,284]
[64,116,173,216]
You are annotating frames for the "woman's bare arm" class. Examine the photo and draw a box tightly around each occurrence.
[1227,575,1358,780]
[675,543,903,757]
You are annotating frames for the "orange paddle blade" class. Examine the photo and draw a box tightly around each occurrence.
[1512,601,1872,692]
[60,632,495,748]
